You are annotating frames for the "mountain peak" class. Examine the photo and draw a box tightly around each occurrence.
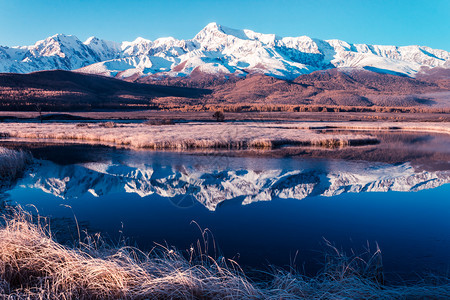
[195,23,283,44]
[49,33,71,38]
[194,22,222,39]
[132,37,151,44]
[204,22,219,30]
[46,34,80,43]
[0,23,448,79]
[194,22,251,43]
[84,36,99,44]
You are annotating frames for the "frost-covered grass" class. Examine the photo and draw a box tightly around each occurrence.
[0,122,381,150]
[1,209,449,299]
[0,147,31,188]
[0,121,448,151]
[296,122,450,134]
[5,121,447,150]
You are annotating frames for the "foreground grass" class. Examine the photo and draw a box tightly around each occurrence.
[1,210,449,299]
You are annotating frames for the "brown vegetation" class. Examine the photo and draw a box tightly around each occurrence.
[154,103,450,114]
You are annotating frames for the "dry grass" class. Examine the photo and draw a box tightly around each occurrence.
[0,122,384,150]
[0,147,31,189]
[0,209,260,299]
[1,209,449,299]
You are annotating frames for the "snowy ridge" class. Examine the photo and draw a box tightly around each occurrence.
[19,159,450,211]
[1,23,449,79]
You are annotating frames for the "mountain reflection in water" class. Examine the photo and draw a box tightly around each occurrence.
[11,156,450,211]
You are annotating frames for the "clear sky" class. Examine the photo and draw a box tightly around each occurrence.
[0,0,449,50]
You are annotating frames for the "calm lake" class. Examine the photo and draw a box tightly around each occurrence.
[1,131,450,282]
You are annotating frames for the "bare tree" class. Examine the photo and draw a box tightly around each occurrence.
[35,104,43,123]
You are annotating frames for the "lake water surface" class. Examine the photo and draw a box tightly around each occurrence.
[1,131,450,281]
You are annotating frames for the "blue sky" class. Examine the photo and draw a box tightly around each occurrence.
[0,0,449,50]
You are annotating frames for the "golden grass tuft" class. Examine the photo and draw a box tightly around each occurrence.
[0,209,260,299]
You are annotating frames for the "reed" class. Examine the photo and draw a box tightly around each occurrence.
[0,147,31,189]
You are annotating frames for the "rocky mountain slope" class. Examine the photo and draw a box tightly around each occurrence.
[1,23,449,80]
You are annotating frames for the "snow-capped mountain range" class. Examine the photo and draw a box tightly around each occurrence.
[1,23,449,79]
[18,159,450,211]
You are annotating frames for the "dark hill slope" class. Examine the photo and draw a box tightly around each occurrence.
[0,69,448,111]
[0,70,210,110]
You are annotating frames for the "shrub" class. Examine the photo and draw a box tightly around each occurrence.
[98,122,116,128]
[212,111,225,122]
